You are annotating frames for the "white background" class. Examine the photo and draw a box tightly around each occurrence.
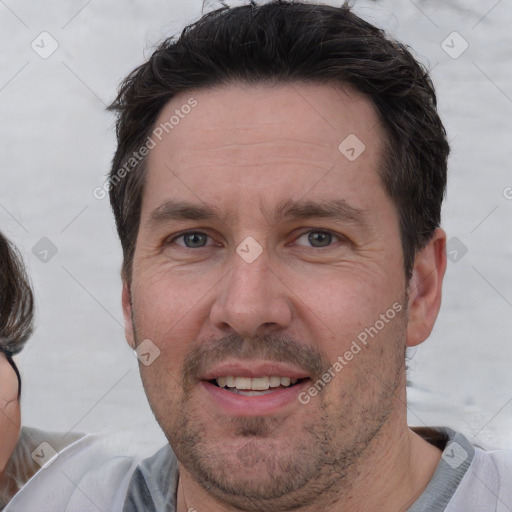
[1,0,511,456]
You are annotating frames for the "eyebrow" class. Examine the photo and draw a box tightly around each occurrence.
[268,198,369,228]
[147,198,369,230]
[147,201,233,227]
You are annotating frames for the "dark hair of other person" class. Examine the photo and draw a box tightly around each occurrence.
[107,0,449,283]
[0,232,34,398]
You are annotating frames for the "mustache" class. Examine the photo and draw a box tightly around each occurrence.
[182,333,330,390]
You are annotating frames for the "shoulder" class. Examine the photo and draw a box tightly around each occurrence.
[4,428,142,512]
[409,426,512,512]
[447,445,512,511]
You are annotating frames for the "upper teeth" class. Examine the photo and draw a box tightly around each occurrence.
[215,376,299,391]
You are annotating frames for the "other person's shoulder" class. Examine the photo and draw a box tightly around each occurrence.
[4,427,143,512]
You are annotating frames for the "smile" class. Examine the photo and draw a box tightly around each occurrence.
[211,376,304,396]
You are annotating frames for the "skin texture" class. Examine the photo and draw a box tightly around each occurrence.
[0,353,20,481]
[122,82,447,512]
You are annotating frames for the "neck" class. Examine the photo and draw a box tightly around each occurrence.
[176,403,442,512]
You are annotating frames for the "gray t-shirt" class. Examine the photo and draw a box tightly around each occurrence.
[123,426,512,511]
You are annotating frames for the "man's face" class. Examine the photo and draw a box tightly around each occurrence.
[124,82,411,508]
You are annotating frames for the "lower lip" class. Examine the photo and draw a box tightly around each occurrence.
[200,380,310,416]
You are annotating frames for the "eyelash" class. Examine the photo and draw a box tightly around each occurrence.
[166,229,345,250]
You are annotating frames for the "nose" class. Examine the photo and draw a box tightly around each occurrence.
[209,244,293,338]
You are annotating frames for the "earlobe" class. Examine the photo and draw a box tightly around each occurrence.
[406,228,447,347]
[122,282,135,349]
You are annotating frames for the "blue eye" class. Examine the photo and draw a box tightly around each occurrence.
[167,229,342,250]
[296,230,339,248]
[174,232,210,248]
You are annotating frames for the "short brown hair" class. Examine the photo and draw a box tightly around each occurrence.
[0,232,34,356]
[0,232,34,397]
[108,1,449,282]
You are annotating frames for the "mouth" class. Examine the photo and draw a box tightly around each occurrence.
[198,362,312,416]
[208,376,308,397]
[198,359,311,417]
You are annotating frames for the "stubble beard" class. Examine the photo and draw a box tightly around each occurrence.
[136,329,407,512]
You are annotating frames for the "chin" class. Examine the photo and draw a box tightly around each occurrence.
[174,426,325,503]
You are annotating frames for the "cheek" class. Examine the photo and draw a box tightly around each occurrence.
[131,251,218,327]
[297,269,397,333]
[0,400,20,471]
[296,273,407,388]
[132,266,211,336]
[131,271,211,396]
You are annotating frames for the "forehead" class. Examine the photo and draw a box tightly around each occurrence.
[142,81,387,221]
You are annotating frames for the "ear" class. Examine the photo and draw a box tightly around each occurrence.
[122,281,135,349]
[406,228,447,347]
